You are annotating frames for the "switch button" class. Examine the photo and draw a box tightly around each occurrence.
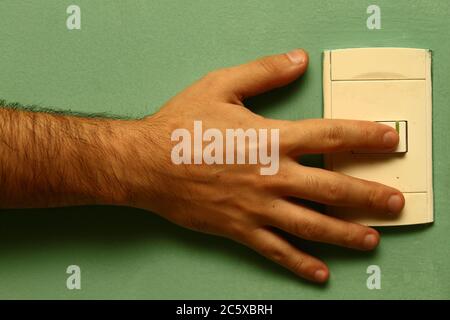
[379,120,408,153]
[354,120,408,154]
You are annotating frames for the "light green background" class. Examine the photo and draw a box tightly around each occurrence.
[0,0,449,299]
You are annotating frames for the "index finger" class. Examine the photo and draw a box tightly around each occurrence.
[284,119,399,155]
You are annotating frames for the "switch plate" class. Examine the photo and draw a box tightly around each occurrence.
[323,48,433,226]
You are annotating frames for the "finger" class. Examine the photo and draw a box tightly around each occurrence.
[283,164,405,214]
[242,227,329,283]
[204,49,309,101]
[285,119,399,155]
[264,200,380,251]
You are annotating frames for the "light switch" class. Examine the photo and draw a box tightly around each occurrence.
[323,48,433,226]
[354,120,408,154]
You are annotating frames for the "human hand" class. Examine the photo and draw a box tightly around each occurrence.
[117,49,404,283]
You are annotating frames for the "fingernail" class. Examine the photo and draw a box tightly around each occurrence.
[383,130,399,148]
[363,234,379,250]
[314,269,328,282]
[286,49,306,65]
[387,194,404,213]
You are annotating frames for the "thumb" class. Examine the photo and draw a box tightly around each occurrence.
[218,49,308,101]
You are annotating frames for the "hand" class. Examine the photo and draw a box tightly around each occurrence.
[117,49,405,283]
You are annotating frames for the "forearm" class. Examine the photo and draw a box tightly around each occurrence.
[0,105,139,208]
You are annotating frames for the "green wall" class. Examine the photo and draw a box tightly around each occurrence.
[0,0,449,299]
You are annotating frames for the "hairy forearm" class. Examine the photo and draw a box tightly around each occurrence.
[0,105,143,208]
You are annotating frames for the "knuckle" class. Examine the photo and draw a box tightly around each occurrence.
[226,221,248,239]
[326,180,345,202]
[202,70,218,83]
[342,226,358,247]
[261,242,285,264]
[366,186,382,209]
[265,198,283,213]
[290,256,306,274]
[184,215,208,233]
[297,218,319,240]
[279,126,295,152]
[303,174,320,191]
[360,125,373,146]
[246,203,268,222]
[256,174,275,190]
[202,68,229,85]
[323,125,345,149]
[266,167,290,191]
[258,58,279,75]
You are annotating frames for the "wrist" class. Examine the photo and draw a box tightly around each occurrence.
[102,116,166,210]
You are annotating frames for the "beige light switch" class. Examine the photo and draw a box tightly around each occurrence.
[323,48,433,226]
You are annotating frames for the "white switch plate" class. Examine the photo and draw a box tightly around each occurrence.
[323,48,433,226]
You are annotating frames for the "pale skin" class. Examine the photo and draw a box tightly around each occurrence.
[0,49,404,283]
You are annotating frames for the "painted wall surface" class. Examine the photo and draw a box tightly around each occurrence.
[0,0,449,299]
